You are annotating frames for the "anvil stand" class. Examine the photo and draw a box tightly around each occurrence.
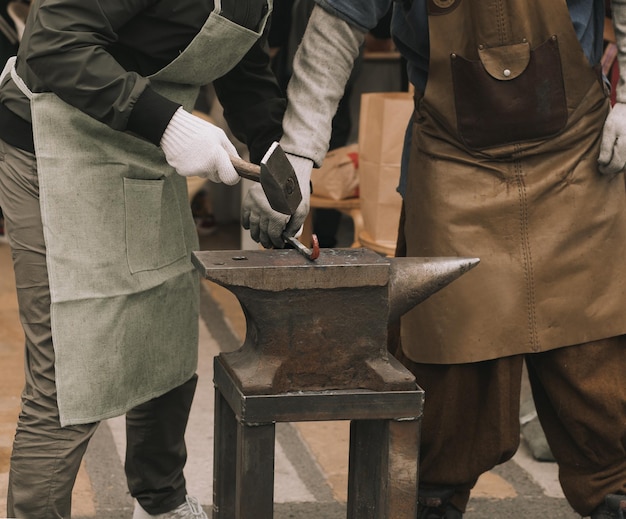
[192,248,478,519]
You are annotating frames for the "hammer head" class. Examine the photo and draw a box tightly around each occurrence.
[260,142,302,215]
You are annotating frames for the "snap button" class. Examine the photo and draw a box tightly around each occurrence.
[503,69,511,77]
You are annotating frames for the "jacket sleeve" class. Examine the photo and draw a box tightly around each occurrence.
[213,28,286,164]
[22,0,178,142]
[280,5,365,166]
[315,0,393,32]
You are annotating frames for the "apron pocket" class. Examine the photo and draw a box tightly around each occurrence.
[124,177,187,274]
[451,36,567,149]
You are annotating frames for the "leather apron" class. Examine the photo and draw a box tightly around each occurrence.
[401,0,626,364]
[6,0,271,425]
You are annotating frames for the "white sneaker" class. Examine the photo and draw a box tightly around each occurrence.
[133,495,208,519]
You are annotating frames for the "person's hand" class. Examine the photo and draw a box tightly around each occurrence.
[241,153,313,249]
[160,107,240,184]
[599,102,626,176]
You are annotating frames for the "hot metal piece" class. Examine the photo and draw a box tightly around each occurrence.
[282,233,320,261]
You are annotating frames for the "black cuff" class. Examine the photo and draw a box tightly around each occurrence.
[127,87,180,146]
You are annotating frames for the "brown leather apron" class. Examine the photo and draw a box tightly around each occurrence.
[401,0,626,364]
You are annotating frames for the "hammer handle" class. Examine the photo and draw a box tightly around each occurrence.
[231,156,261,182]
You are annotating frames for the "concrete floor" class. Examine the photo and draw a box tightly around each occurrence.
[0,221,584,518]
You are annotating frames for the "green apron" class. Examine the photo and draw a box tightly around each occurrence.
[7,1,271,425]
[401,0,626,364]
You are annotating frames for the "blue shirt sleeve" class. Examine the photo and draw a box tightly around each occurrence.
[314,0,393,32]
[567,0,605,66]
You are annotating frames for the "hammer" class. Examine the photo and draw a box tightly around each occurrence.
[230,142,301,216]
[231,142,320,260]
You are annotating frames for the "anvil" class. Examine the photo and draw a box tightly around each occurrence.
[192,248,479,395]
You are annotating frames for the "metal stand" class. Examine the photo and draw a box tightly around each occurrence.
[212,357,423,519]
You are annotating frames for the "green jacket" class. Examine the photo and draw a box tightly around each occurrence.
[0,0,18,64]
[0,0,284,163]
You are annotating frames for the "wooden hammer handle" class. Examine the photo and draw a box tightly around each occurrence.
[231,156,261,182]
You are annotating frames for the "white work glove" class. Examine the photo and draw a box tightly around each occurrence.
[160,107,240,185]
[599,102,626,176]
[241,153,313,249]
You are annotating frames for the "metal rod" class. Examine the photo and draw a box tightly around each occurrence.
[282,233,320,261]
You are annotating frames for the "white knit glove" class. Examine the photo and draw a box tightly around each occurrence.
[599,103,626,176]
[160,107,240,185]
[241,153,313,249]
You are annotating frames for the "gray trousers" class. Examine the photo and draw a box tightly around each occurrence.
[0,139,195,518]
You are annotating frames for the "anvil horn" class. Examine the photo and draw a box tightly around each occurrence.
[388,257,480,323]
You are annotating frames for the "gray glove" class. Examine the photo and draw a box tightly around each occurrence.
[241,153,313,249]
[601,0,626,176]
[599,103,626,176]
[160,107,240,184]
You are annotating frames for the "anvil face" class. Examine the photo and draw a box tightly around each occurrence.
[193,248,390,291]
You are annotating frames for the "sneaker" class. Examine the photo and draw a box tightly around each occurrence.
[591,494,626,519]
[133,495,208,519]
[418,487,464,519]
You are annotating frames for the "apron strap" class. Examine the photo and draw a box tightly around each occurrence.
[2,56,33,100]
[0,55,15,85]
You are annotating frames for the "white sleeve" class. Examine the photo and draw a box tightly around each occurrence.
[280,5,366,166]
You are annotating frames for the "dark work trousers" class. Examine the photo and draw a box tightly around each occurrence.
[391,205,626,517]
[0,138,196,518]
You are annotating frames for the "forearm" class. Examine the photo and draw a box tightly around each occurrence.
[280,5,365,166]
[612,0,626,101]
